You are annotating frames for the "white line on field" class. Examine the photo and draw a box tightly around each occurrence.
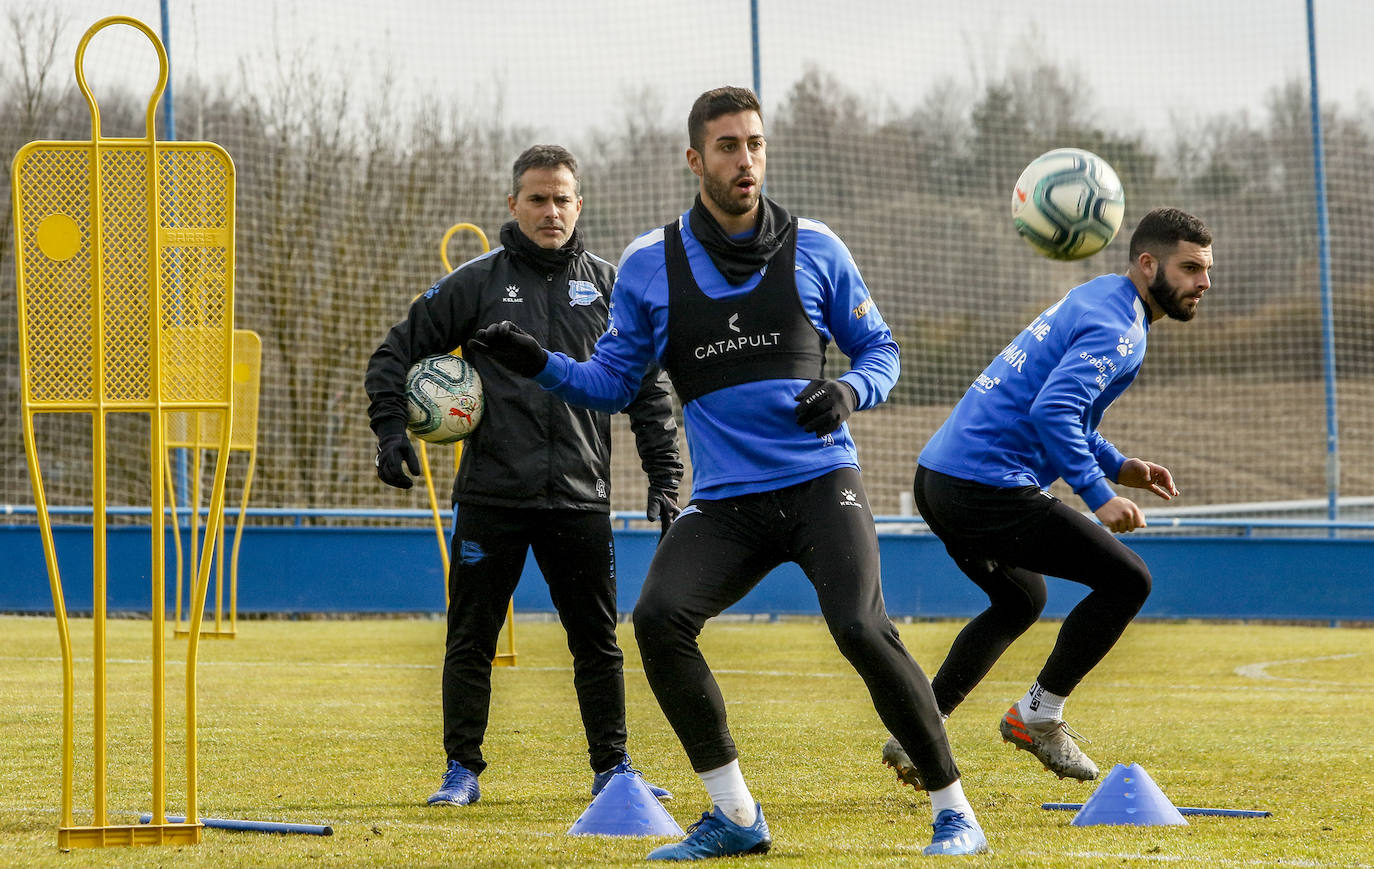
[0,655,854,679]
[373,821,558,837]
[1029,852,1331,867]
[1234,652,1365,685]
[10,652,1373,689]
[0,655,428,671]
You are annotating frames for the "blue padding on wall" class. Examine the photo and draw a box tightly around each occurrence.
[1,525,1370,621]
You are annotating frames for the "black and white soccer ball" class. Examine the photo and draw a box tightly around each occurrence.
[406,354,484,444]
[1011,148,1125,261]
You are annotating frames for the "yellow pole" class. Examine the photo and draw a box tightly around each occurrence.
[437,223,515,665]
[77,26,111,822]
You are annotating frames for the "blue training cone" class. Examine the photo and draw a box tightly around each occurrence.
[1072,763,1188,827]
[567,773,685,837]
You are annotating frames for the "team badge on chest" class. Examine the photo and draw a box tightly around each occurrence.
[568,280,599,307]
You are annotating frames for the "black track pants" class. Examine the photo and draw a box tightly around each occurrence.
[442,504,626,775]
[913,465,1152,714]
[632,468,960,792]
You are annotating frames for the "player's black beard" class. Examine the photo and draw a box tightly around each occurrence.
[702,169,759,217]
[1148,269,1196,322]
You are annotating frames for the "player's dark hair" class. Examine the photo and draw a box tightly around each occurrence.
[1129,207,1212,262]
[688,86,763,153]
[511,145,579,196]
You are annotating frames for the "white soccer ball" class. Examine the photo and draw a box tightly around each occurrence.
[1011,148,1125,261]
[406,354,484,444]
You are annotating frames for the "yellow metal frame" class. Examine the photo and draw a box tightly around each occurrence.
[425,222,514,665]
[11,16,235,849]
[165,328,261,638]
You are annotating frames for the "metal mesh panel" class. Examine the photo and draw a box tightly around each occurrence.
[98,146,152,404]
[14,145,96,405]
[15,141,235,412]
[228,330,261,451]
[163,331,260,450]
[157,146,234,406]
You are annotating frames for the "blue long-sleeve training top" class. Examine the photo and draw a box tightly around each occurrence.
[533,210,900,500]
[919,274,1150,511]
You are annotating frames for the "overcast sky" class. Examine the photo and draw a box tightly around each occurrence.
[18,0,1374,147]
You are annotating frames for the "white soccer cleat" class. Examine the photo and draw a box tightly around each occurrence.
[999,704,1099,781]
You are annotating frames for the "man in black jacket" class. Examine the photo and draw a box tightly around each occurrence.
[365,144,682,807]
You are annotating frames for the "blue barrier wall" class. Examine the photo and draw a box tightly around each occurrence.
[1,524,1370,621]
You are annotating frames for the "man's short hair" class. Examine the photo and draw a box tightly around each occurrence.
[688,86,763,153]
[1129,207,1212,261]
[511,145,579,196]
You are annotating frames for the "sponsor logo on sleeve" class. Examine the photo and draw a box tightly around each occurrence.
[1079,350,1119,389]
[999,341,1028,373]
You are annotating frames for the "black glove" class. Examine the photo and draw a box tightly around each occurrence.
[793,378,858,436]
[646,484,680,540]
[468,321,548,377]
[376,432,421,489]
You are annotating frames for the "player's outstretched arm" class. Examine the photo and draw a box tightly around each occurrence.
[1116,457,1179,501]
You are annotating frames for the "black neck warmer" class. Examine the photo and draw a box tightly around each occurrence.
[688,194,794,286]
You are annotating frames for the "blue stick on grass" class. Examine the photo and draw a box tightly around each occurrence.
[1042,803,1271,818]
[138,813,333,835]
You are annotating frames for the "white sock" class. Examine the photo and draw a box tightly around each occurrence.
[1019,681,1067,723]
[928,777,975,822]
[698,760,756,826]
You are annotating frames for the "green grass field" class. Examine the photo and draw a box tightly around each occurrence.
[1,614,1371,867]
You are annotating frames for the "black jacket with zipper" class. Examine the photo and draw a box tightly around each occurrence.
[365,222,681,511]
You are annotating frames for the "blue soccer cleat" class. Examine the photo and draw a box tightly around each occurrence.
[646,803,771,861]
[923,809,989,856]
[427,760,480,806]
[593,755,673,801]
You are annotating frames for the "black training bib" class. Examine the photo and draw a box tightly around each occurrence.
[662,217,825,404]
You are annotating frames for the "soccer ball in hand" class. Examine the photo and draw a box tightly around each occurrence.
[1011,148,1125,261]
[406,354,484,444]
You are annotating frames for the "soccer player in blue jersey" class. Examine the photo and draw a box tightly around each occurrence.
[882,207,1213,790]
[470,86,988,858]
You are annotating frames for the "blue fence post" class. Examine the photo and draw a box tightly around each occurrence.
[1306,0,1339,527]
[750,0,761,101]
[158,0,193,530]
